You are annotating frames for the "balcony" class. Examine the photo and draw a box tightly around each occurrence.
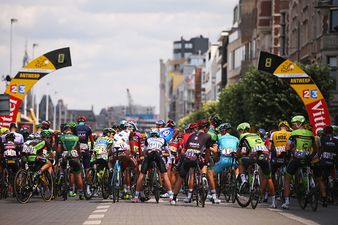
[321,33,338,51]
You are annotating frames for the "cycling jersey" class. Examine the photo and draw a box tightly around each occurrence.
[239,133,268,155]
[270,130,291,157]
[144,137,167,153]
[75,124,92,144]
[320,135,338,163]
[185,131,212,160]
[208,127,218,144]
[93,136,112,161]
[288,129,315,157]
[113,130,131,151]
[132,132,142,154]
[217,133,239,155]
[1,132,24,145]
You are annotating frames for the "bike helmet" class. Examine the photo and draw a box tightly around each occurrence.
[156,119,166,127]
[5,132,15,141]
[184,123,191,131]
[278,120,290,128]
[103,128,114,136]
[119,120,128,129]
[128,121,138,131]
[41,120,51,129]
[291,115,305,124]
[218,123,232,132]
[166,119,176,128]
[236,122,250,132]
[149,130,160,138]
[210,115,222,127]
[197,119,210,129]
[41,130,53,138]
[189,122,198,130]
[77,115,87,123]
[0,127,9,135]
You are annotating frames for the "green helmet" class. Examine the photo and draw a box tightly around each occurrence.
[291,115,305,124]
[237,122,250,132]
[41,130,53,138]
[332,125,338,132]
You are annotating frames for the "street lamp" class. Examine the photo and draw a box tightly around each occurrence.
[9,18,18,77]
[53,91,58,129]
[32,43,38,60]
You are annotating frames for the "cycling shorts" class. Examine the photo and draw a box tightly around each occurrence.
[177,156,205,179]
[141,151,167,174]
[212,156,237,174]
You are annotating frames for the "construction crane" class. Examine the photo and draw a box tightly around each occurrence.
[126,88,134,115]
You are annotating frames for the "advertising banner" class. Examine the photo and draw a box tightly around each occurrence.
[0,47,72,128]
[258,51,331,134]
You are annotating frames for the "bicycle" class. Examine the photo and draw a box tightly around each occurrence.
[218,153,237,203]
[141,152,161,203]
[84,160,110,200]
[294,155,319,211]
[235,157,261,209]
[14,160,53,203]
[192,157,208,207]
[110,148,123,203]
[0,152,19,199]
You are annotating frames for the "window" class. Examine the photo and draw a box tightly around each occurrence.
[173,43,182,49]
[173,53,181,59]
[184,52,192,59]
[328,56,337,90]
[229,30,239,43]
[232,45,245,69]
[185,43,192,49]
[331,0,338,32]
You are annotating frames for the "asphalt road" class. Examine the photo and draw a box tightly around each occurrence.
[0,196,336,225]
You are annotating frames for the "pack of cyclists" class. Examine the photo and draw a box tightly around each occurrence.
[0,115,337,211]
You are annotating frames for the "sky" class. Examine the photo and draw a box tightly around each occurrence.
[0,0,237,115]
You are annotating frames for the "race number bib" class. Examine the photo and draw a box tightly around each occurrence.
[185,149,200,160]
[321,152,335,160]
[169,146,177,153]
[275,146,286,156]
[294,151,310,159]
[71,150,79,158]
[80,143,89,152]
[4,149,17,157]
[22,145,34,154]
[252,145,267,153]
[221,148,235,155]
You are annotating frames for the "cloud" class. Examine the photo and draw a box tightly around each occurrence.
[0,0,238,114]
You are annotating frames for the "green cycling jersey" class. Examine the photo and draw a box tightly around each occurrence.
[239,132,267,154]
[289,129,314,152]
[59,134,79,152]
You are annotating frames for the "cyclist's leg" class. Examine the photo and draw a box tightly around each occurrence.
[134,153,150,200]
[257,153,276,207]
[154,152,172,195]
[69,159,83,196]
[282,158,300,208]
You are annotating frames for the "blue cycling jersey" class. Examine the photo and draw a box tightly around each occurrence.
[217,133,239,154]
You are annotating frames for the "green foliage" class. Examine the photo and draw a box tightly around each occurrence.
[216,64,334,130]
[178,101,217,129]
[179,63,333,131]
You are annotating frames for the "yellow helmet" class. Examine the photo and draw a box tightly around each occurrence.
[278,120,290,128]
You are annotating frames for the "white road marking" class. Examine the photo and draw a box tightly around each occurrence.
[268,208,320,225]
[97,205,110,209]
[88,214,105,219]
[83,220,101,225]
[93,209,108,213]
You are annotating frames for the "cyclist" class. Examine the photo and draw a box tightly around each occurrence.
[75,116,94,175]
[155,120,166,129]
[281,115,318,209]
[109,120,136,200]
[89,128,114,195]
[58,123,84,199]
[313,125,338,207]
[172,119,213,205]
[212,123,239,176]
[268,121,291,202]
[133,130,173,203]
[237,122,277,208]
[1,123,24,147]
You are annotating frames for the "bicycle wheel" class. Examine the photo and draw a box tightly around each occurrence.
[1,168,9,199]
[276,169,284,202]
[309,175,318,212]
[295,170,307,209]
[111,169,119,203]
[250,181,260,209]
[230,170,237,203]
[197,173,207,208]
[236,175,251,208]
[40,170,53,201]
[224,170,231,202]
[62,170,69,201]
[14,169,32,203]
[101,169,110,199]
[84,167,97,200]
[153,170,160,203]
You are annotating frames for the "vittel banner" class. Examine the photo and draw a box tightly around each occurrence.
[258,51,331,134]
[0,48,72,128]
